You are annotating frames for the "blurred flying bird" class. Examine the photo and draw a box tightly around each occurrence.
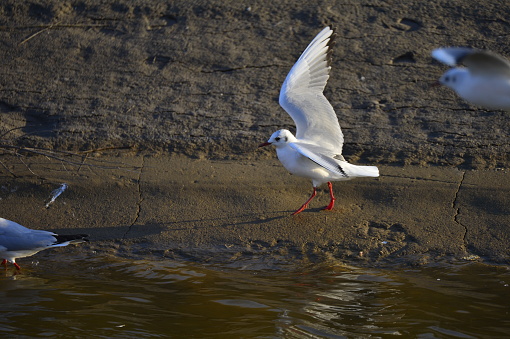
[432,47,510,110]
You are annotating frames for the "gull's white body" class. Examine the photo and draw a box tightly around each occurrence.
[261,27,379,214]
[276,137,337,186]
[0,217,87,270]
[432,47,510,110]
[272,130,378,187]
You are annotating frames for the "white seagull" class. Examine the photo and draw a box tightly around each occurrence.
[432,47,510,110]
[259,27,379,215]
[0,217,88,270]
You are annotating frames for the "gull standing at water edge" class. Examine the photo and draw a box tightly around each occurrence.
[259,27,379,215]
[0,217,88,270]
[432,47,510,110]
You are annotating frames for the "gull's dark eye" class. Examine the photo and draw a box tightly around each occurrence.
[275,137,281,141]
[445,76,450,82]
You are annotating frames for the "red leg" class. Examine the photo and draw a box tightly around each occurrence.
[323,182,336,211]
[13,262,21,271]
[1,259,6,270]
[292,187,317,215]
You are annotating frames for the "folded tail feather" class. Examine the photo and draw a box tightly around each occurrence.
[340,162,379,178]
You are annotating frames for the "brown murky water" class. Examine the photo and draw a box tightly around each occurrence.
[1,253,509,338]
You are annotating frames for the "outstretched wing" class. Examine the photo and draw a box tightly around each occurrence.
[279,27,344,154]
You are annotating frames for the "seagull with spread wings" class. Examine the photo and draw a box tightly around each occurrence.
[259,27,379,215]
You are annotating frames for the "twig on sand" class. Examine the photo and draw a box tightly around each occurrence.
[17,155,37,176]
[77,153,89,172]
[19,21,62,46]
[0,159,17,178]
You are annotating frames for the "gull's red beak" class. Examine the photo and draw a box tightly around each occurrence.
[258,142,271,148]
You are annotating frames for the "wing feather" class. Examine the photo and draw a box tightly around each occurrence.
[279,27,344,154]
[0,217,57,251]
[290,142,348,177]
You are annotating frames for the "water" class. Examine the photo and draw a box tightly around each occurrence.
[1,254,509,338]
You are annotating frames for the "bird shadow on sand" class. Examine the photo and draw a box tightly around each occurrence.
[147,212,290,232]
[45,208,339,243]
[152,207,341,232]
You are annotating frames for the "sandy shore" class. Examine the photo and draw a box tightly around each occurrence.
[0,154,508,267]
[1,1,510,267]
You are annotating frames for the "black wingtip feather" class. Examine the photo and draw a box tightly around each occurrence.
[326,28,337,67]
[338,165,349,178]
[54,234,89,244]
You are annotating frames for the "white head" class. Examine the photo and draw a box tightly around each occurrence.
[258,129,297,148]
[438,68,470,91]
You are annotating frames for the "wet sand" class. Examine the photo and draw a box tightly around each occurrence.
[0,155,508,267]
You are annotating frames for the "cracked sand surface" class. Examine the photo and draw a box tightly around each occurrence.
[0,156,507,266]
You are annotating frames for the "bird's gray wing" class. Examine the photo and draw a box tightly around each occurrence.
[0,232,57,251]
[0,218,57,250]
[0,217,29,236]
